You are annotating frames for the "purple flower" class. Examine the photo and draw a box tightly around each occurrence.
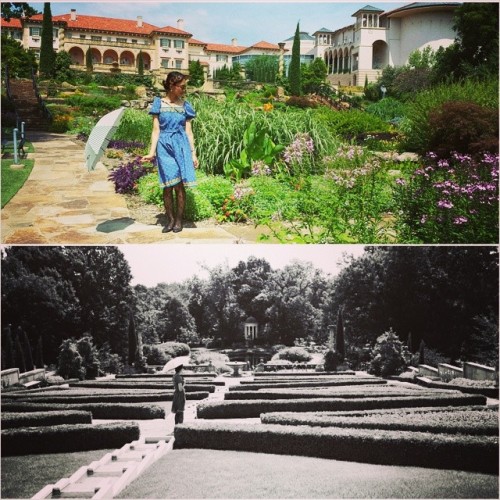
[437,199,454,209]
[453,216,468,225]
[395,178,406,186]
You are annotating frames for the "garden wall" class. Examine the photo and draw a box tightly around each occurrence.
[418,365,439,377]
[438,363,463,382]
[1,368,45,388]
[464,362,497,382]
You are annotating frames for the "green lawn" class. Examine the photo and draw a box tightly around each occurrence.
[1,143,34,207]
[1,449,115,499]
[118,448,499,499]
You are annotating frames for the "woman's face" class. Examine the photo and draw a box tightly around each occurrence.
[171,80,187,98]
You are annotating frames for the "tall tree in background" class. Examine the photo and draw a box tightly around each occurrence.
[336,308,345,361]
[1,2,38,20]
[289,22,301,96]
[137,50,144,76]
[188,59,205,87]
[39,2,55,78]
[85,47,93,73]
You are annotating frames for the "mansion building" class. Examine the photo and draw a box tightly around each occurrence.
[1,2,460,86]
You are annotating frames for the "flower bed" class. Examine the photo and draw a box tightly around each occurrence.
[173,421,498,473]
[1,422,140,456]
[260,407,499,435]
[1,410,92,429]
[197,393,487,419]
[0,402,165,419]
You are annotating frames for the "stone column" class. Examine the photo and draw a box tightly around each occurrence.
[278,42,285,77]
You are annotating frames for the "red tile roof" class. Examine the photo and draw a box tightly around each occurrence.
[205,42,248,54]
[152,25,192,37]
[1,17,22,28]
[249,40,281,50]
[188,38,207,46]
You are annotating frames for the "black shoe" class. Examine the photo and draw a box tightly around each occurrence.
[172,224,183,233]
[162,225,173,233]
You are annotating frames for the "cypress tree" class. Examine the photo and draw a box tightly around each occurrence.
[3,325,15,369]
[18,326,34,371]
[418,339,425,365]
[128,311,137,366]
[137,51,144,76]
[35,336,44,369]
[85,47,93,73]
[336,309,345,362]
[407,331,413,353]
[39,2,55,78]
[15,334,27,373]
[289,22,301,96]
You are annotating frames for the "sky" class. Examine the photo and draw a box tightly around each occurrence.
[119,244,366,286]
[30,1,407,46]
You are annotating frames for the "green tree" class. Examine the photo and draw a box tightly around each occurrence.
[433,3,499,81]
[1,33,38,78]
[301,57,327,94]
[137,50,144,76]
[245,55,279,83]
[39,2,55,78]
[54,50,74,82]
[1,2,38,21]
[76,335,100,379]
[188,59,205,87]
[85,47,93,73]
[289,22,301,96]
[18,326,34,372]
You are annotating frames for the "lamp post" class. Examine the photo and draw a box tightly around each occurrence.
[380,85,387,99]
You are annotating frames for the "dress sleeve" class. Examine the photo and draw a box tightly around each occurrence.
[149,96,161,115]
[184,101,196,120]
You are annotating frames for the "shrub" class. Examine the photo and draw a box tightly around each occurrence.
[364,97,406,122]
[174,421,498,473]
[1,422,140,456]
[196,393,486,419]
[185,189,216,221]
[274,346,312,363]
[108,158,149,194]
[427,101,498,156]
[57,339,85,380]
[0,402,166,419]
[196,175,234,210]
[324,350,340,372]
[1,410,92,429]
[232,379,386,391]
[260,407,499,435]
[400,79,498,153]
[368,329,408,377]
[158,342,190,358]
[394,151,498,243]
[143,344,168,365]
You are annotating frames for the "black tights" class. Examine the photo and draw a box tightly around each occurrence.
[163,183,186,229]
[174,411,184,424]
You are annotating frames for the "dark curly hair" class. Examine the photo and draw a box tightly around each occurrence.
[163,71,189,92]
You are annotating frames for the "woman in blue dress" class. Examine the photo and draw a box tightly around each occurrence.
[142,72,198,233]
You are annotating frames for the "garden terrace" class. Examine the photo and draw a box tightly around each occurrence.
[253,371,357,377]
[173,421,498,474]
[115,372,217,379]
[1,410,92,429]
[197,393,487,419]
[224,386,446,400]
[2,422,140,456]
[0,402,165,419]
[260,406,499,436]
[416,377,499,399]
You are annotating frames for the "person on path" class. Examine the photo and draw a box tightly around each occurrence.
[142,71,198,233]
[171,364,186,424]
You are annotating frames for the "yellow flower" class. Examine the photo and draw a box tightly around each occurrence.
[263,103,274,112]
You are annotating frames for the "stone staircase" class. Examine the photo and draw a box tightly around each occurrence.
[7,79,52,131]
[32,436,174,499]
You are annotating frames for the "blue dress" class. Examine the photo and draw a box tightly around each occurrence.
[149,96,197,188]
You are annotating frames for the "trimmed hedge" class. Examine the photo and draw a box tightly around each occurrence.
[72,382,216,393]
[1,410,92,429]
[253,371,356,377]
[224,387,437,400]
[173,421,498,473]
[2,391,209,403]
[260,407,499,435]
[197,394,487,419]
[234,379,387,390]
[1,402,165,419]
[1,422,140,456]
[116,373,217,379]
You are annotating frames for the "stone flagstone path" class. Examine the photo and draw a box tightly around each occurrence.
[1,132,253,244]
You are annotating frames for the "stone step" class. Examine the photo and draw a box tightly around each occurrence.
[52,477,113,498]
[87,462,134,477]
[111,451,147,462]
